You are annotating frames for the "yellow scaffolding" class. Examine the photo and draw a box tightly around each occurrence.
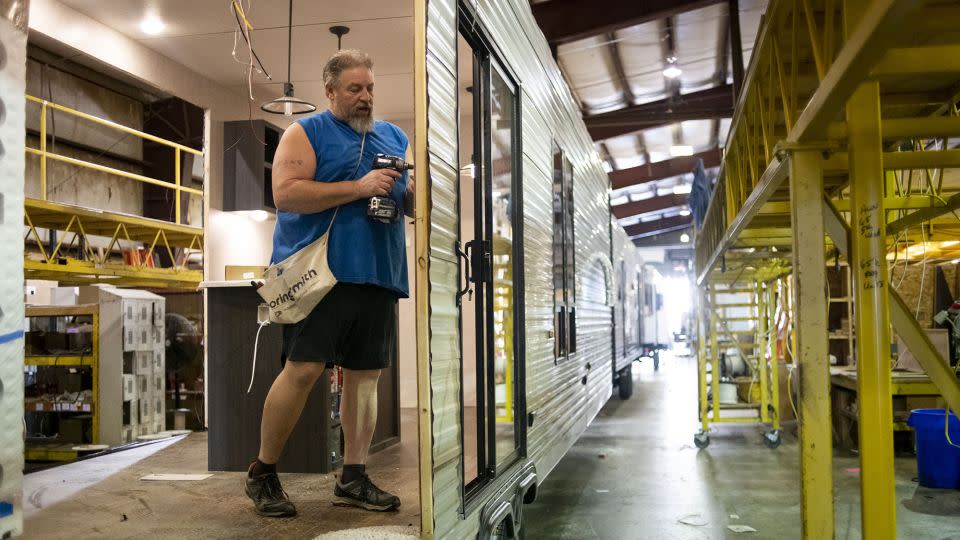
[693,1,960,537]
[23,95,204,289]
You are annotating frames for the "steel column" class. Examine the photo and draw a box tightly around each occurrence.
[757,282,770,423]
[847,77,896,539]
[698,288,710,434]
[768,282,781,431]
[710,288,721,422]
[789,150,833,539]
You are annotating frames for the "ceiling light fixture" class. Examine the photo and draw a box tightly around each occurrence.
[249,210,270,222]
[140,14,165,35]
[663,56,682,79]
[679,209,691,216]
[680,232,690,243]
[673,184,692,195]
[261,0,317,116]
[670,145,694,157]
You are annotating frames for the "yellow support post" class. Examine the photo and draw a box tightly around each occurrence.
[768,283,781,432]
[757,282,770,423]
[846,0,896,535]
[848,79,897,540]
[40,101,47,200]
[789,149,833,540]
[709,288,721,423]
[698,289,709,435]
[175,147,181,225]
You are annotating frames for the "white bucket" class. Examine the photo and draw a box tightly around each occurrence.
[718,382,739,404]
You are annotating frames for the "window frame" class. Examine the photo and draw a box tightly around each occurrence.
[457,2,527,508]
[552,142,576,363]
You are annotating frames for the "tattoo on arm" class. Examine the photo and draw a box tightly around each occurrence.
[275,159,305,169]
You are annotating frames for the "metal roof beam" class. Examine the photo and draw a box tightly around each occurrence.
[587,84,734,141]
[625,215,692,238]
[533,0,722,46]
[611,148,722,190]
[613,193,688,219]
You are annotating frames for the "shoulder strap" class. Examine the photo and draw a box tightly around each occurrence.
[324,132,367,236]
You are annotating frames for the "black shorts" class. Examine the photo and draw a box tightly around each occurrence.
[281,283,398,370]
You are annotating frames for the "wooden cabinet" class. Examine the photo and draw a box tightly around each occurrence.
[222,120,282,212]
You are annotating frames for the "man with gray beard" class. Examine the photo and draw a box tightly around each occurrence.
[244,49,413,517]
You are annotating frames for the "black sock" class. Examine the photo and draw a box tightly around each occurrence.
[341,464,365,484]
[249,458,277,477]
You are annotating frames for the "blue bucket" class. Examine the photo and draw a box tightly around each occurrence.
[907,408,960,489]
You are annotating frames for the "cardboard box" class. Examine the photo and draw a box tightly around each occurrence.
[225,265,267,281]
[77,284,115,304]
[895,328,950,373]
[59,416,91,443]
[51,287,79,306]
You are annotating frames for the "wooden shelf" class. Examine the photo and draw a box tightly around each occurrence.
[25,399,94,413]
[25,304,98,317]
[24,443,78,462]
[24,355,96,366]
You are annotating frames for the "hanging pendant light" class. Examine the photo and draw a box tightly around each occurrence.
[261,0,316,116]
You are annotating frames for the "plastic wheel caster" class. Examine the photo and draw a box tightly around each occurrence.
[764,429,781,449]
[694,432,710,449]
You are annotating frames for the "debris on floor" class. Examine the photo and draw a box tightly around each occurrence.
[727,524,757,533]
[677,513,708,527]
[139,473,212,481]
[313,525,419,539]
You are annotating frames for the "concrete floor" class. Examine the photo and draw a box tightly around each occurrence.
[17,352,960,539]
[20,411,421,540]
[525,352,960,539]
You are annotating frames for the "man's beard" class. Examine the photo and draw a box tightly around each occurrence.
[343,104,374,133]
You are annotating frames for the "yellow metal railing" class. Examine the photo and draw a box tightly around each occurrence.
[25,94,204,225]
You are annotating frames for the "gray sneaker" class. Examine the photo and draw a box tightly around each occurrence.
[245,472,297,517]
[333,474,401,511]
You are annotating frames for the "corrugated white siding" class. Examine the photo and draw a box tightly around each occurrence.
[612,222,643,369]
[423,0,464,536]
[422,0,638,536]
[0,16,27,538]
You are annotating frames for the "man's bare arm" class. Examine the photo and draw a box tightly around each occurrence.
[272,123,399,214]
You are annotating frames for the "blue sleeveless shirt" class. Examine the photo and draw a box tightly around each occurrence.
[270,110,409,298]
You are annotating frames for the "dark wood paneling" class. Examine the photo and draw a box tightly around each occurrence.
[206,287,400,473]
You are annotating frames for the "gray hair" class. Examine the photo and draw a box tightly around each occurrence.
[323,49,374,89]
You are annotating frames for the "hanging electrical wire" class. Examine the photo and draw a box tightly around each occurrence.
[231,0,271,97]
[228,0,267,146]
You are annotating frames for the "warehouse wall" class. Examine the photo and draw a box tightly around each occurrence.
[23,58,144,215]
[891,262,959,327]
[27,0,283,281]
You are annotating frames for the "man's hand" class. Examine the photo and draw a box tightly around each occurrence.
[354,169,401,198]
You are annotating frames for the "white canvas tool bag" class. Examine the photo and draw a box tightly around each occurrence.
[256,132,367,324]
[257,210,339,324]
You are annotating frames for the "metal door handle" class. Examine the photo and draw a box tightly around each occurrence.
[455,240,474,306]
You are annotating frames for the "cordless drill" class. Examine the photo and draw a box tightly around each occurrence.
[367,153,413,223]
